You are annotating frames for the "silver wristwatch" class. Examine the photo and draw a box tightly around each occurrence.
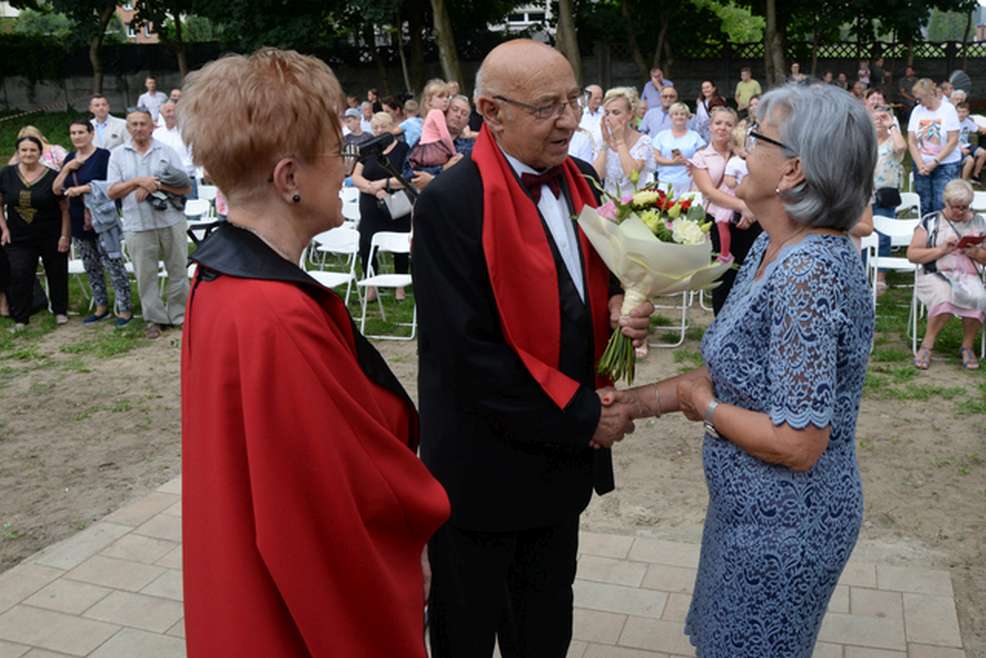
[703,398,720,438]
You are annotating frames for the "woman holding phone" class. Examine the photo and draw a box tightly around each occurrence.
[652,102,704,196]
[908,178,986,370]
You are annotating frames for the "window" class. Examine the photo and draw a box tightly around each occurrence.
[507,13,524,22]
[126,22,136,38]
[144,22,154,36]
[528,12,546,22]
[122,1,133,10]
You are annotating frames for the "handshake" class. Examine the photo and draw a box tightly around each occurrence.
[589,387,646,449]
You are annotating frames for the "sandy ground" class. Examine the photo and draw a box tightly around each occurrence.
[0,319,983,656]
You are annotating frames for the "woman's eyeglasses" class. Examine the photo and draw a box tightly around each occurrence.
[745,123,794,154]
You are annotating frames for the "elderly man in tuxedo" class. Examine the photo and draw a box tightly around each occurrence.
[413,39,652,658]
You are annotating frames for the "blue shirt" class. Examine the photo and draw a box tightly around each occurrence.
[640,106,672,136]
[652,129,705,189]
[640,79,674,112]
[400,117,424,149]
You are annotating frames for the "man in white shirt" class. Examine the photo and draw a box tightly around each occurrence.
[578,85,604,143]
[360,101,374,133]
[89,95,128,150]
[153,101,197,198]
[137,76,169,121]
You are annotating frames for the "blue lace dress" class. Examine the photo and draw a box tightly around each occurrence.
[686,233,874,658]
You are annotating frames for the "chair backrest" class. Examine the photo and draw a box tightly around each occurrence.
[313,226,360,254]
[859,232,880,253]
[897,192,922,220]
[340,186,360,205]
[370,231,411,255]
[184,199,211,218]
[342,202,361,223]
[873,215,920,247]
[198,185,219,202]
[972,191,986,213]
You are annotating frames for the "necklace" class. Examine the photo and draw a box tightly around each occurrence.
[755,226,809,279]
[228,221,296,264]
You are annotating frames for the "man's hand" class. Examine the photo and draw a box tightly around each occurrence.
[590,390,635,449]
[421,547,432,602]
[443,153,464,170]
[412,171,434,190]
[609,295,654,347]
[136,176,159,193]
[135,187,151,202]
[677,377,715,422]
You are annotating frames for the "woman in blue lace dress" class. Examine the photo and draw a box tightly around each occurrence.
[603,84,876,657]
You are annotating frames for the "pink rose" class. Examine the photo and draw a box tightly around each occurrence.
[597,201,618,221]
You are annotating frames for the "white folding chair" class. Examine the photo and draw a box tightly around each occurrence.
[67,241,94,311]
[304,226,361,305]
[896,192,922,220]
[859,231,880,307]
[340,187,360,205]
[184,198,211,221]
[972,191,986,213]
[197,185,219,204]
[648,292,690,348]
[910,267,986,358]
[357,231,415,340]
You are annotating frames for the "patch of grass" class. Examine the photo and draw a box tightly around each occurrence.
[649,314,673,328]
[957,397,986,415]
[870,348,911,363]
[1,523,21,541]
[7,345,45,361]
[109,400,132,413]
[685,326,706,342]
[74,406,100,422]
[60,326,144,359]
[672,349,704,368]
[57,357,93,374]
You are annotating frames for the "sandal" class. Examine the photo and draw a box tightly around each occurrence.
[960,347,980,370]
[913,347,932,370]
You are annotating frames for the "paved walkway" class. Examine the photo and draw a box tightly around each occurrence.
[0,477,969,658]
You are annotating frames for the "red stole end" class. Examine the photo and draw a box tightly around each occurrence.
[472,125,612,409]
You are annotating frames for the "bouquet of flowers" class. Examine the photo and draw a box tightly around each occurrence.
[578,184,732,384]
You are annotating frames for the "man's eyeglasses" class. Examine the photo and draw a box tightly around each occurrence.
[745,123,793,154]
[493,94,583,121]
[267,144,361,182]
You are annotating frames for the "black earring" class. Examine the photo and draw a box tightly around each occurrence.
[292,193,301,203]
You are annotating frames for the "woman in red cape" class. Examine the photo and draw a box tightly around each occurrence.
[178,49,449,657]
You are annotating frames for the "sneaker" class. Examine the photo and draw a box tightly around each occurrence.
[83,311,111,324]
[145,323,163,339]
[9,323,26,334]
[55,314,69,325]
[114,315,132,329]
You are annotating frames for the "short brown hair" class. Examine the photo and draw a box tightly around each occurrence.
[180,48,344,199]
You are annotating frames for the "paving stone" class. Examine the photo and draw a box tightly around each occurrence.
[165,619,185,639]
[628,539,699,569]
[64,556,165,593]
[817,612,906,651]
[88,628,186,658]
[0,605,119,656]
[839,562,878,588]
[851,588,904,619]
[32,524,131,572]
[572,608,627,645]
[828,585,850,614]
[876,565,953,597]
[585,644,671,658]
[101,494,180,528]
[574,581,667,619]
[0,640,30,658]
[844,647,906,658]
[813,642,843,658]
[661,593,691,622]
[83,591,182,634]
[577,556,647,588]
[141,571,183,602]
[0,566,64,615]
[22,580,111,615]
[579,532,634,559]
[619,616,696,656]
[132,515,181,543]
[155,478,181,495]
[155,547,182,570]
[641,565,696,594]
[100,535,177,566]
[22,651,76,658]
[161,502,181,518]
[907,644,966,658]
[902,593,962,647]
[567,640,588,658]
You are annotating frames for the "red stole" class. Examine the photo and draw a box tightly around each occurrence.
[472,125,612,410]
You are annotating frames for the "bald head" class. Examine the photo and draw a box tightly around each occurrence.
[586,84,603,112]
[474,39,581,170]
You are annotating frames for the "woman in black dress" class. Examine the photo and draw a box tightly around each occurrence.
[351,112,411,302]
[0,136,70,330]
[52,119,133,326]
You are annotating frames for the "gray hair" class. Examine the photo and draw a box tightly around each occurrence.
[754,84,876,231]
[473,66,487,103]
[452,94,470,106]
[943,178,973,206]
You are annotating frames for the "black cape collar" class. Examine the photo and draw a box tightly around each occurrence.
[189,224,420,443]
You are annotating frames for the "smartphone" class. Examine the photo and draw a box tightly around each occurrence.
[671,148,682,158]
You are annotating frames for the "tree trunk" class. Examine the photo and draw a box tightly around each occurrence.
[89,2,116,95]
[662,35,673,78]
[362,23,391,96]
[408,4,426,93]
[961,9,973,70]
[395,14,412,94]
[172,7,188,80]
[763,0,786,87]
[810,19,820,77]
[555,0,581,85]
[430,0,463,85]
[619,0,648,80]
[652,13,670,70]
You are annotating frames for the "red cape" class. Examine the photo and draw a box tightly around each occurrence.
[181,265,448,657]
[472,125,612,409]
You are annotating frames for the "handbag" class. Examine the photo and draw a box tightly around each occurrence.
[874,187,902,209]
[383,189,413,220]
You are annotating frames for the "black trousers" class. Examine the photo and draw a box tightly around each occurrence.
[709,219,763,315]
[6,236,68,324]
[427,516,580,658]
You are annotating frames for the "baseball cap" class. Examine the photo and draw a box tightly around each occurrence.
[343,108,361,118]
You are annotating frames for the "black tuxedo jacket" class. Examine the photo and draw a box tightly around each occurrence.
[412,156,616,532]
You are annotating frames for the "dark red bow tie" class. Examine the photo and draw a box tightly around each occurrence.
[521,168,563,204]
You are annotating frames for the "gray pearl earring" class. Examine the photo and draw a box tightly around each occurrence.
[292,193,301,203]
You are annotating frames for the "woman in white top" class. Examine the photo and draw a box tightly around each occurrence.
[653,102,704,197]
[907,78,961,215]
[594,87,656,198]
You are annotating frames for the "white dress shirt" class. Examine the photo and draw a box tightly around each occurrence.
[152,123,195,176]
[579,107,604,144]
[501,149,585,301]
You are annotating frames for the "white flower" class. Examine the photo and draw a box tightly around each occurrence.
[672,219,707,245]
